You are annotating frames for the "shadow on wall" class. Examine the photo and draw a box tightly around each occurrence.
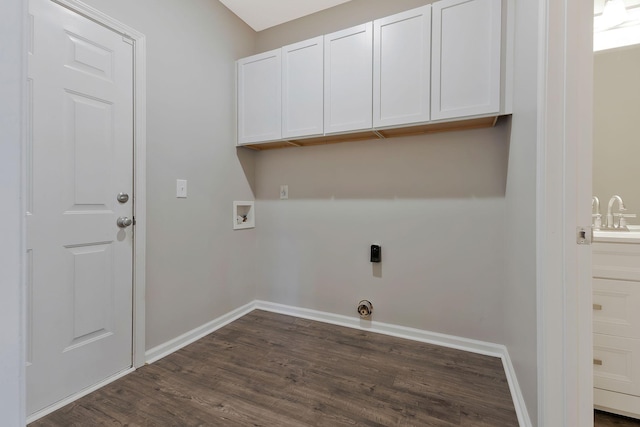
[253,116,511,200]
[236,146,258,197]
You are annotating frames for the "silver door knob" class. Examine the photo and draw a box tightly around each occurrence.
[117,217,133,228]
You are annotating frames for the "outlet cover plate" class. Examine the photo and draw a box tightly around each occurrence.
[177,179,187,198]
[280,185,289,200]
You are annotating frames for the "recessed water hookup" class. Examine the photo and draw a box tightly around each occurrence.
[233,201,255,230]
[357,300,373,319]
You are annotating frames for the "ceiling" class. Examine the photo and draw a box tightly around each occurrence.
[219,0,352,32]
[219,1,640,33]
[220,0,637,31]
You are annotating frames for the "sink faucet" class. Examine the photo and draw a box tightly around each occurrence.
[607,195,626,228]
[592,196,602,229]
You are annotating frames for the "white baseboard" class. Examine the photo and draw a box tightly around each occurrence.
[255,300,505,356]
[254,300,532,427]
[26,367,135,424]
[144,301,255,364]
[500,348,533,427]
[595,387,640,419]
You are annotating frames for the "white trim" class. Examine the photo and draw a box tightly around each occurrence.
[255,300,532,427]
[26,367,135,424]
[537,0,563,423]
[594,388,640,419]
[52,0,140,39]
[256,300,503,356]
[567,0,595,424]
[47,0,148,369]
[145,302,256,364]
[501,350,534,427]
[502,0,515,115]
[538,0,594,425]
[132,26,147,371]
[1,0,27,425]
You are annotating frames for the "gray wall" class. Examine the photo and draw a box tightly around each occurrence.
[0,0,26,424]
[255,1,539,422]
[503,0,539,424]
[254,0,511,345]
[594,45,640,220]
[81,0,258,350]
[254,130,510,342]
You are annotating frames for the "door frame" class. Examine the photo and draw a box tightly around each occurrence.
[1,0,28,425]
[49,0,147,369]
[537,0,593,425]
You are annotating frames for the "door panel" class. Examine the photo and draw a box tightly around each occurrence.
[431,0,501,120]
[67,92,113,205]
[324,23,373,134]
[66,242,114,347]
[237,49,282,144]
[373,5,431,128]
[282,36,324,139]
[593,278,640,339]
[594,333,640,397]
[27,0,134,416]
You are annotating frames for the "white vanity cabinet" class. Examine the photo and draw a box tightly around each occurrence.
[431,0,502,121]
[323,23,373,134]
[593,241,640,419]
[373,5,431,128]
[282,36,324,139]
[237,49,281,145]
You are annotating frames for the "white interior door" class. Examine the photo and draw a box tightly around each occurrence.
[27,0,134,416]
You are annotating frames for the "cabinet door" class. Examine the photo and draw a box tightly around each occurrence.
[594,334,640,397]
[324,23,373,134]
[593,278,640,339]
[373,5,431,128]
[431,0,501,121]
[282,36,324,139]
[237,49,281,145]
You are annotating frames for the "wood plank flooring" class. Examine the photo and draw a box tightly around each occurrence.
[595,410,640,427]
[31,310,519,426]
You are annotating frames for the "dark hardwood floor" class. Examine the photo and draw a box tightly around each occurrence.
[31,310,519,426]
[596,410,640,427]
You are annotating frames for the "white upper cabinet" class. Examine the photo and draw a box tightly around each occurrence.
[431,0,502,121]
[237,49,282,145]
[373,5,431,128]
[282,36,324,139]
[235,0,511,148]
[324,23,373,134]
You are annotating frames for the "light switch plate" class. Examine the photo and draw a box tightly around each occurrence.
[177,179,187,198]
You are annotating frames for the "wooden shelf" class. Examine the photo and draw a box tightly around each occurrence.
[238,115,504,151]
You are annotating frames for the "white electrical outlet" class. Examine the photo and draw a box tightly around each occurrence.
[176,179,187,198]
[280,185,288,200]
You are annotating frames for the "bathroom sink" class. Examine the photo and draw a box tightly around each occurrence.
[594,225,640,243]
